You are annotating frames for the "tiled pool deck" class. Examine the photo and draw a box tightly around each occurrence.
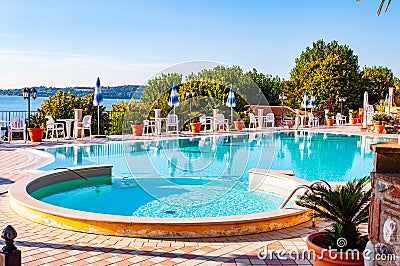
[0,125,381,265]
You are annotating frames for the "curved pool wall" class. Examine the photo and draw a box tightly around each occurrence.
[9,165,310,238]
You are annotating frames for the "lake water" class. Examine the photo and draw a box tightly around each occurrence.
[0,96,127,111]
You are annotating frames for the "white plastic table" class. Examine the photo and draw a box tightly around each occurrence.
[58,119,76,139]
[149,117,167,135]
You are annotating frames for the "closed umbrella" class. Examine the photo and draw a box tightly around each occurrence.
[93,77,103,135]
[363,91,368,128]
[301,91,309,114]
[226,86,236,125]
[307,91,316,114]
[168,83,179,114]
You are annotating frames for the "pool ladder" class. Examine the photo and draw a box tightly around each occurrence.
[279,180,331,228]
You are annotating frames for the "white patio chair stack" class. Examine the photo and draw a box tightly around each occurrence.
[45,116,65,141]
[74,115,92,138]
[8,116,26,142]
[166,114,179,134]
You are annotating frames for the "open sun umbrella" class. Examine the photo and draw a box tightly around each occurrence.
[168,83,179,114]
[226,86,236,125]
[301,91,309,114]
[307,91,316,114]
[93,77,103,135]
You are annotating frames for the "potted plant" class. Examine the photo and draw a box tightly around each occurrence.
[28,113,46,142]
[372,113,389,133]
[325,112,335,126]
[126,99,147,136]
[350,110,359,125]
[234,120,244,130]
[296,177,371,266]
[189,112,202,133]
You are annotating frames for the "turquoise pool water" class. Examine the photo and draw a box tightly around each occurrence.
[39,132,387,182]
[31,176,286,218]
[35,132,388,218]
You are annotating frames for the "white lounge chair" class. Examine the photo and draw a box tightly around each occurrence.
[8,116,26,142]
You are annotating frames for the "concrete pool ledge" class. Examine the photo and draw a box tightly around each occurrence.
[9,165,311,238]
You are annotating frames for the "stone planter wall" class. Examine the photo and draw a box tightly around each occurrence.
[369,140,400,265]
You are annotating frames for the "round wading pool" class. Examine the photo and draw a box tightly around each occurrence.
[9,165,310,238]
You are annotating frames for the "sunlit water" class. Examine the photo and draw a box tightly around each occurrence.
[34,132,389,218]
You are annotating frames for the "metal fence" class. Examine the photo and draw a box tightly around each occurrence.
[0,110,125,137]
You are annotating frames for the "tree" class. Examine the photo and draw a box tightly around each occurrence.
[140,73,182,118]
[287,40,361,110]
[360,66,395,104]
[246,68,284,106]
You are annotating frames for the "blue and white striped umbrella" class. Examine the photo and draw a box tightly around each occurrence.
[307,91,316,109]
[226,86,236,124]
[168,83,179,113]
[93,77,103,135]
[93,77,103,106]
[226,86,236,108]
[301,91,309,113]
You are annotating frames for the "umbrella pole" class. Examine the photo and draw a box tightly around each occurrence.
[231,107,233,127]
[97,106,100,135]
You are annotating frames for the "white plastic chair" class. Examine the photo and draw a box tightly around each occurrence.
[335,113,346,125]
[74,115,92,138]
[45,116,65,141]
[308,113,319,127]
[199,115,212,132]
[264,113,275,127]
[142,119,155,135]
[215,114,229,131]
[166,114,179,134]
[8,116,26,142]
[249,113,258,128]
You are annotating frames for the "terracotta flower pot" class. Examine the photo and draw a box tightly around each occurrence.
[350,118,358,125]
[374,124,385,134]
[131,124,144,136]
[234,121,244,130]
[190,122,202,133]
[28,128,44,142]
[306,233,364,266]
[326,118,335,126]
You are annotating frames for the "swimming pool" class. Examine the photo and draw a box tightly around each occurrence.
[40,131,386,183]
[11,131,387,237]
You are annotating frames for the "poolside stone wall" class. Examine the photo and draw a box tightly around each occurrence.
[370,140,400,265]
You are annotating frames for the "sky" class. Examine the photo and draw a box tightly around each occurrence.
[0,0,398,89]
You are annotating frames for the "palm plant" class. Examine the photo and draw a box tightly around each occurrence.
[296,176,371,250]
[356,0,392,15]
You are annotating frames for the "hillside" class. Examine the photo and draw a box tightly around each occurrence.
[0,85,144,99]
